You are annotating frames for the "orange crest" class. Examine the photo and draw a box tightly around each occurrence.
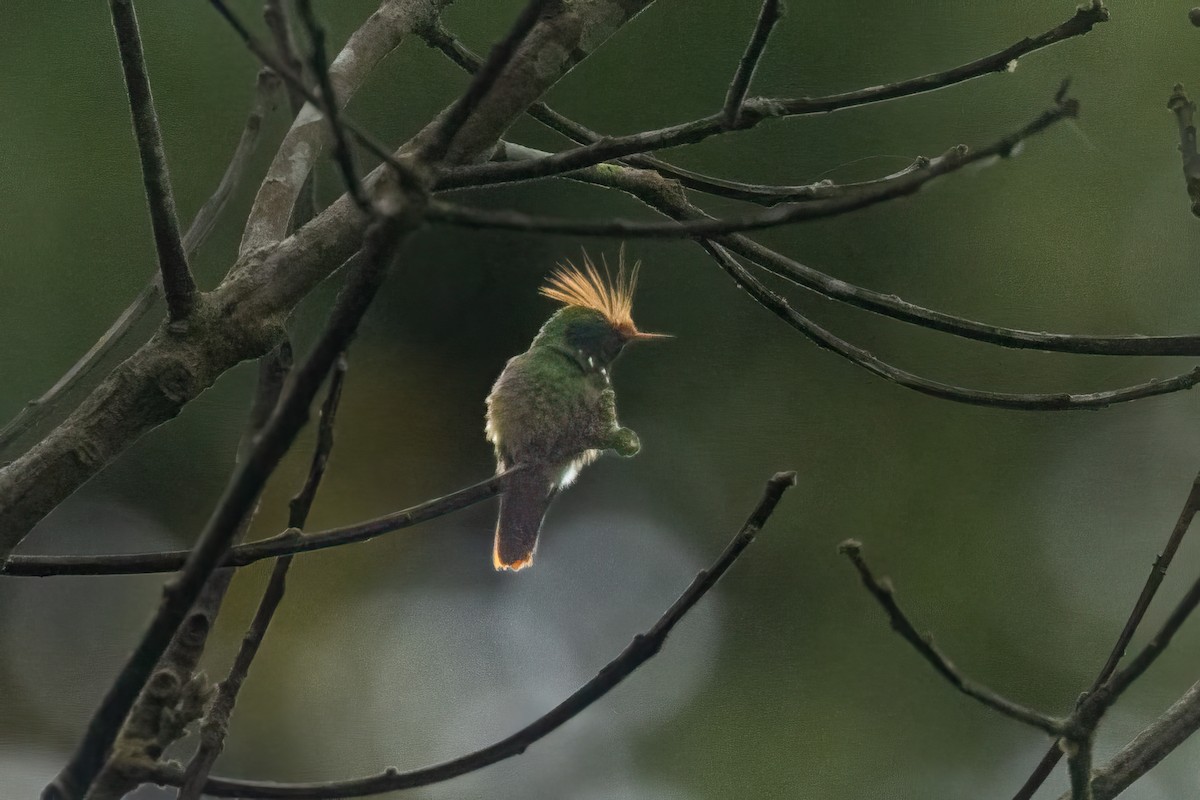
[539,248,640,331]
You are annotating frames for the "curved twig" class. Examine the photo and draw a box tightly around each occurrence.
[140,472,797,799]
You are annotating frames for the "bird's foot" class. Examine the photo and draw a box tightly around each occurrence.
[609,427,641,457]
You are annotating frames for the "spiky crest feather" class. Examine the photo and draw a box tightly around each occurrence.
[539,248,640,330]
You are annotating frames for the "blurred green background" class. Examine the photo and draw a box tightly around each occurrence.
[4,1,1200,797]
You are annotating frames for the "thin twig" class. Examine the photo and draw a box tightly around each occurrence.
[242,0,452,251]
[838,539,1063,735]
[295,0,370,212]
[263,0,317,229]
[1012,470,1200,799]
[2,469,516,577]
[185,67,283,252]
[141,472,797,799]
[109,0,197,322]
[177,355,349,800]
[207,0,412,183]
[1104,569,1200,700]
[1168,84,1200,216]
[264,0,307,116]
[722,0,784,126]
[700,241,1200,410]
[0,68,281,458]
[435,2,1108,190]
[0,281,158,458]
[287,353,347,528]
[39,172,422,800]
[420,0,556,163]
[430,94,1077,237]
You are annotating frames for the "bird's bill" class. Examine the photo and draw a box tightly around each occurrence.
[629,330,673,342]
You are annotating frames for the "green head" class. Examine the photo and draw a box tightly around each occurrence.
[534,251,670,367]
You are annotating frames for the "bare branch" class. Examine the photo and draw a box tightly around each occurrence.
[0,281,158,459]
[2,469,515,577]
[109,0,198,322]
[184,68,283,252]
[430,93,1077,237]
[177,354,348,800]
[838,539,1063,736]
[241,0,453,251]
[0,67,281,459]
[139,472,797,799]
[437,2,1108,191]
[287,353,347,528]
[264,0,307,116]
[1066,736,1095,800]
[295,0,370,212]
[1070,680,1200,800]
[421,0,556,162]
[422,21,933,208]
[700,241,1200,410]
[1104,571,1200,701]
[207,0,409,177]
[262,0,316,227]
[40,172,425,800]
[491,135,1200,359]
[1012,470,1200,799]
[0,0,655,558]
[722,0,784,126]
[85,342,293,800]
[1168,84,1200,216]
[420,35,1200,359]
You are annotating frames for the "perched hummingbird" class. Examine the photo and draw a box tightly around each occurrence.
[485,251,668,571]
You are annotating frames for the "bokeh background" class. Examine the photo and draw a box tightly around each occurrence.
[3,1,1200,797]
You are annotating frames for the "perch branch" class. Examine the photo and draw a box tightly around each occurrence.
[140,472,798,799]
[2,469,516,577]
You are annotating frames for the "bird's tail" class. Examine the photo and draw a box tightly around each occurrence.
[494,468,554,571]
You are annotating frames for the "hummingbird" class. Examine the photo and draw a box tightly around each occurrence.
[485,250,669,571]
